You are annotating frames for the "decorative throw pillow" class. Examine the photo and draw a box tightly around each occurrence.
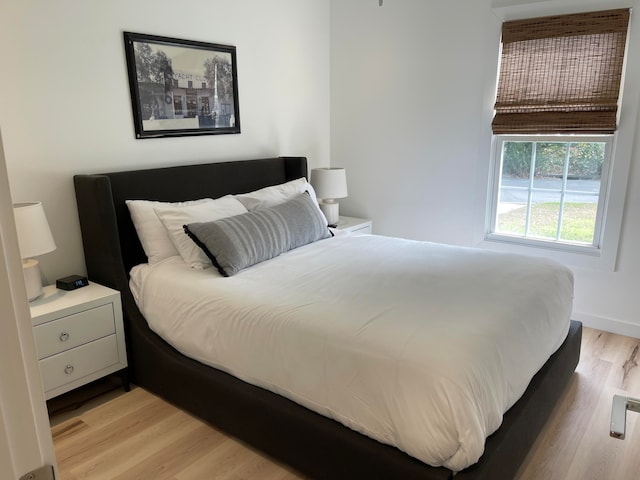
[126,198,213,264]
[185,193,330,276]
[154,196,248,269]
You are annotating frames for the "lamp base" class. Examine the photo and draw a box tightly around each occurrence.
[319,200,340,227]
[23,258,44,301]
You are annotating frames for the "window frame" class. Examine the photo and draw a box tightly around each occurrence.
[486,134,614,256]
[475,128,634,272]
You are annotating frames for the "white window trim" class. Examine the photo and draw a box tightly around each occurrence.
[474,1,640,273]
[486,134,613,255]
[474,127,632,271]
[475,129,632,271]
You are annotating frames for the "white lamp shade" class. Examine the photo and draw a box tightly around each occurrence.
[310,168,348,199]
[13,202,56,259]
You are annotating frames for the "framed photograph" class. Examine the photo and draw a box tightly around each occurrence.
[123,31,240,139]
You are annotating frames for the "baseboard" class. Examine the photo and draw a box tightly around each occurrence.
[573,311,640,339]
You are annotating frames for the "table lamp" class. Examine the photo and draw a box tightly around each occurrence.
[310,167,348,227]
[13,202,56,301]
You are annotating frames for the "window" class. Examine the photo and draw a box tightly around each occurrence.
[486,9,629,255]
[489,135,611,253]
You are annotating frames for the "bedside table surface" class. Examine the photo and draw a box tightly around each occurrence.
[335,215,371,229]
[30,283,119,326]
[331,216,372,235]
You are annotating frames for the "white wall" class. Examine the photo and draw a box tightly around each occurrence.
[0,0,330,283]
[331,0,640,337]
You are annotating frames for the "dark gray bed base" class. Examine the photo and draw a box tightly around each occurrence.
[73,156,581,480]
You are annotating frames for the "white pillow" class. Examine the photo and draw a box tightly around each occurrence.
[154,196,248,269]
[235,177,321,211]
[126,198,213,264]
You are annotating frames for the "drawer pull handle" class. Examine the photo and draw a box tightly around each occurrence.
[64,364,75,375]
[59,332,70,342]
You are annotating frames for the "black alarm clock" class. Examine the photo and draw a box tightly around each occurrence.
[56,275,89,291]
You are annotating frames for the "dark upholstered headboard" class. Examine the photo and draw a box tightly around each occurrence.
[73,156,307,292]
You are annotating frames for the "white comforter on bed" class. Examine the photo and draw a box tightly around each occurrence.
[130,234,573,471]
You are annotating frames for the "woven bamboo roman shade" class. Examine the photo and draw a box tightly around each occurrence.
[492,9,630,134]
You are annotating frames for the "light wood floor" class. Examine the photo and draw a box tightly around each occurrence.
[52,327,640,480]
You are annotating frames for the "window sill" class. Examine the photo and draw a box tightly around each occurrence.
[476,234,616,272]
[485,233,601,256]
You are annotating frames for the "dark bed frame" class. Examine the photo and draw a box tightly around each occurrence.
[73,156,582,480]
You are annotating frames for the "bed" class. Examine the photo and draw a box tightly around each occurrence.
[73,156,581,479]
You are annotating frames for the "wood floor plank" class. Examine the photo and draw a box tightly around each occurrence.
[79,387,158,428]
[52,326,640,480]
[613,411,640,480]
[68,410,206,480]
[111,424,227,480]
[564,384,628,480]
[51,419,90,443]
[55,393,177,470]
[514,355,612,480]
[174,435,301,480]
[174,436,259,480]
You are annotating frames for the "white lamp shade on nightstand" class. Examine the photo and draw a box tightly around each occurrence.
[310,168,348,227]
[13,202,56,301]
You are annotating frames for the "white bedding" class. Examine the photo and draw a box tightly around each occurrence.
[130,234,573,471]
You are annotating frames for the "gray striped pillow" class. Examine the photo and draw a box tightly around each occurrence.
[184,193,330,276]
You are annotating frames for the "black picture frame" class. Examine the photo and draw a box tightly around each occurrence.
[123,32,240,139]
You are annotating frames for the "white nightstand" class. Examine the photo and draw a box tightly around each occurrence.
[29,282,128,400]
[331,215,373,235]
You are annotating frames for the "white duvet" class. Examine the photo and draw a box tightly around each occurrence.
[130,234,573,472]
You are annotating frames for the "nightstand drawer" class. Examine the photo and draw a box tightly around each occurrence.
[39,335,120,393]
[33,303,115,359]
